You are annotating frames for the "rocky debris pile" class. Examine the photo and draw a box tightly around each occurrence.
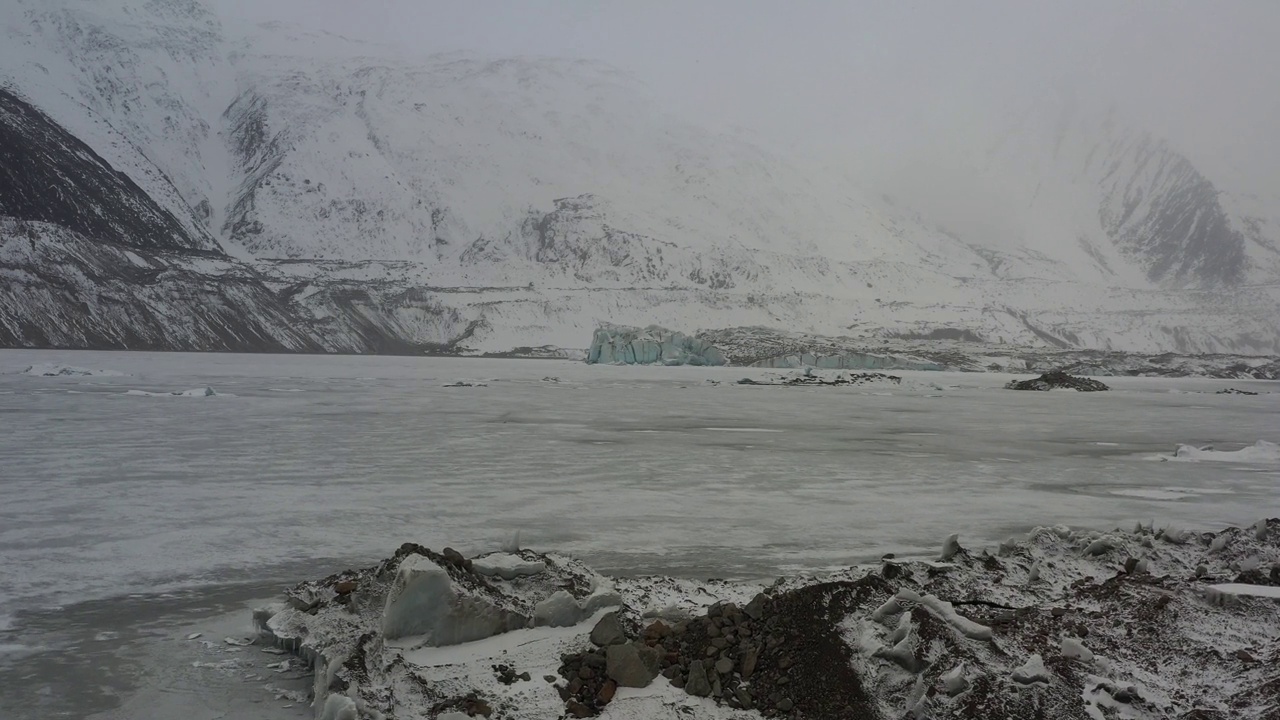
[256,519,1280,720]
[555,612,664,716]
[654,584,886,718]
[1216,387,1260,395]
[738,370,902,387]
[1004,370,1109,392]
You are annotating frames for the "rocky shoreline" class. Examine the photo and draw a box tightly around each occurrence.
[255,520,1280,719]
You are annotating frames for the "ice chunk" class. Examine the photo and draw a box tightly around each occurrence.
[585,324,726,366]
[871,596,904,624]
[533,590,583,627]
[939,533,962,561]
[918,595,993,640]
[1011,654,1051,684]
[1060,637,1093,661]
[874,623,923,672]
[532,584,623,628]
[1165,440,1280,464]
[317,694,357,720]
[380,554,528,643]
[1082,538,1114,556]
[1205,583,1280,602]
[471,553,546,580]
[941,662,969,696]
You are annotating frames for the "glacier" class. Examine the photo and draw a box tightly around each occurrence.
[586,325,726,366]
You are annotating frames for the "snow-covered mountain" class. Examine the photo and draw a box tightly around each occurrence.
[977,93,1280,289]
[2,0,1278,356]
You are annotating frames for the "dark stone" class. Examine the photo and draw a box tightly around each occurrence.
[590,612,627,647]
[741,646,759,678]
[685,660,712,697]
[606,642,658,688]
[597,679,617,705]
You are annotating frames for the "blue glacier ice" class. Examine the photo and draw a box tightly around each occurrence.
[586,324,726,366]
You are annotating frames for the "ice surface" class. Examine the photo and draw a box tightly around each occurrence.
[1,349,1278,632]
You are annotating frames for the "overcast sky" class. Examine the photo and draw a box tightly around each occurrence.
[214,0,1280,193]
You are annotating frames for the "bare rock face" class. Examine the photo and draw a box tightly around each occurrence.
[1005,370,1110,391]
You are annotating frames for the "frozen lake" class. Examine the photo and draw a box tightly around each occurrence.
[0,349,1277,717]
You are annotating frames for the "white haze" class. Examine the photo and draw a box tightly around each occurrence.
[212,0,1280,249]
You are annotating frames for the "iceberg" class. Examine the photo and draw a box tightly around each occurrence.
[20,363,126,377]
[585,324,726,366]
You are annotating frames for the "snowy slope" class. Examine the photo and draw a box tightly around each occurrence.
[1,0,1278,356]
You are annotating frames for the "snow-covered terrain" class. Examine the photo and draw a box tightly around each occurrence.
[2,0,1279,356]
